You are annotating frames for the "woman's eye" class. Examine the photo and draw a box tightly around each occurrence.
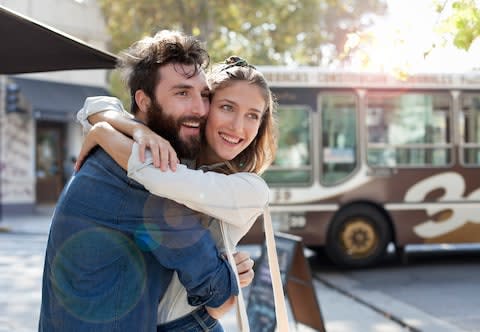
[221,105,233,111]
[248,113,260,120]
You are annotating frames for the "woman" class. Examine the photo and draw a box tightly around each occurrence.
[76,57,288,331]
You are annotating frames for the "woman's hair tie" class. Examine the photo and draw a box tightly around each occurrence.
[221,56,256,71]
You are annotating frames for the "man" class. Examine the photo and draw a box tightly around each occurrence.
[39,30,250,331]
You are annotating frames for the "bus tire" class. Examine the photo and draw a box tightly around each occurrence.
[326,204,390,267]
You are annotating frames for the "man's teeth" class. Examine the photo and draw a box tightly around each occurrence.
[220,133,240,144]
[183,121,199,128]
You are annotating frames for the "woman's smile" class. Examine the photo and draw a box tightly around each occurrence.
[219,132,243,145]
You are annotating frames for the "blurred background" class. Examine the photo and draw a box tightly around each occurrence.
[0,1,479,331]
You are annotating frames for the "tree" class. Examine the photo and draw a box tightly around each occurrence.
[98,0,385,99]
[329,0,480,76]
[98,0,386,65]
[434,0,480,50]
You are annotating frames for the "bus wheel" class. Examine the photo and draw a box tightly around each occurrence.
[326,205,390,267]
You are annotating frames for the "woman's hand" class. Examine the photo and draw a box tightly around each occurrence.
[132,124,179,171]
[205,251,255,319]
[206,297,236,319]
[75,122,111,171]
[234,251,255,288]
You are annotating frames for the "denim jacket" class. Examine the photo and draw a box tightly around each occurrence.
[39,148,238,332]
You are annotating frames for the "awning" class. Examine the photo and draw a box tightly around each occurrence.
[0,5,117,74]
[13,77,110,122]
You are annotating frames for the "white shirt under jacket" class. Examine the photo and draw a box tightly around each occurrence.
[77,97,269,323]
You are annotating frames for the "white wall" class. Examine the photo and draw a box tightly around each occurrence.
[0,77,36,206]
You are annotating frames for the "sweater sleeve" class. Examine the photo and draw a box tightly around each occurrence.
[77,96,132,131]
[127,143,269,228]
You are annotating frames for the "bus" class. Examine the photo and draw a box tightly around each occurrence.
[248,67,480,267]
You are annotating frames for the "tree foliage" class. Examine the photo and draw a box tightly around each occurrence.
[98,0,386,66]
[97,0,386,100]
[435,0,480,50]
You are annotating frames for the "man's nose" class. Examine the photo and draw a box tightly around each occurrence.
[192,94,209,117]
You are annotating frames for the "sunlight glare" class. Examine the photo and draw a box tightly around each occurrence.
[345,0,480,74]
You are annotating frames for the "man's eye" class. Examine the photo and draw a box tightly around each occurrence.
[177,91,188,96]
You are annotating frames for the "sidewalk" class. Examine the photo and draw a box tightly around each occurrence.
[219,276,411,332]
[0,206,53,235]
[1,210,411,332]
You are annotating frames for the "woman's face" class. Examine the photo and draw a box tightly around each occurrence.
[202,81,266,164]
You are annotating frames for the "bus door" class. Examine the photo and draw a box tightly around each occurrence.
[260,91,361,242]
[318,92,359,186]
[259,103,314,240]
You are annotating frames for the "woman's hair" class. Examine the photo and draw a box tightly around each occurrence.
[207,56,278,175]
[117,30,210,114]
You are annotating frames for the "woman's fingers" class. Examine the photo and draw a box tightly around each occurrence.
[138,140,147,164]
[234,251,252,268]
[159,143,170,171]
[239,268,254,288]
[169,149,178,172]
[234,251,255,288]
[134,135,178,172]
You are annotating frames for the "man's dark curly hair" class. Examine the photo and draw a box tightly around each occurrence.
[117,30,210,114]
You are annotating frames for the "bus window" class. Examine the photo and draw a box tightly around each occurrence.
[320,93,358,186]
[262,105,312,186]
[460,93,480,166]
[366,92,451,167]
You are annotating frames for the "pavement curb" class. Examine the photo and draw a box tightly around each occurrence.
[316,274,420,332]
[316,272,467,332]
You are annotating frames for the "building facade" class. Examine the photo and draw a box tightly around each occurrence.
[0,0,112,216]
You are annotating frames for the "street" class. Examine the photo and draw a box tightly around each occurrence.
[1,213,479,332]
[311,246,480,332]
[0,223,401,332]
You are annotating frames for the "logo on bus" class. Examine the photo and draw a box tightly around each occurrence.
[404,172,480,238]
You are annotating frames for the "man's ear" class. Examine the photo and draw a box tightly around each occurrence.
[134,90,151,113]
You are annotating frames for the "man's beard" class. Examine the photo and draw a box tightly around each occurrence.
[146,99,205,160]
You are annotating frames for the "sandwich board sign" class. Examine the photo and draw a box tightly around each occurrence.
[247,232,326,332]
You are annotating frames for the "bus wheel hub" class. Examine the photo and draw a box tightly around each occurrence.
[341,219,377,256]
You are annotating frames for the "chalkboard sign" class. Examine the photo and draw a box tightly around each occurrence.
[247,232,325,332]
[246,233,297,332]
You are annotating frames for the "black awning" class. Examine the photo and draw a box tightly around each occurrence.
[13,77,111,122]
[0,5,117,74]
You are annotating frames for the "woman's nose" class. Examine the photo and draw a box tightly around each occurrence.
[229,114,244,132]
